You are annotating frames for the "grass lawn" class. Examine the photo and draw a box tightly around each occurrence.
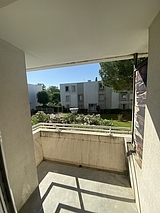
[101,114,132,128]
[111,120,132,128]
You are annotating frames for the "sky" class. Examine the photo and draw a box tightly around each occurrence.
[26,63,101,89]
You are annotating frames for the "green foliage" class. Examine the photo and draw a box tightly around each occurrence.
[97,119,111,126]
[32,112,110,126]
[46,86,60,105]
[50,113,74,123]
[37,90,49,106]
[31,111,132,127]
[99,58,146,92]
[47,86,59,94]
[99,59,133,92]
[31,116,39,126]
[31,111,50,125]
[100,113,131,127]
[117,114,123,122]
[111,120,131,128]
[52,92,60,104]
[52,113,110,125]
[82,114,102,125]
[37,83,46,90]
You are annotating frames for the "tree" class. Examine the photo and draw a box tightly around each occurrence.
[37,90,49,106]
[47,86,59,94]
[47,86,60,105]
[99,59,134,92]
[52,92,60,105]
[37,83,46,90]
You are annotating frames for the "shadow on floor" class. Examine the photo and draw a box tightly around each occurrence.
[38,161,130,187]
[19,161,137,213]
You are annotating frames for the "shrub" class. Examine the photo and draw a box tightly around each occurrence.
[31,116,39,126]
[117,114,123,122]
[31,112,110,126]
[97,119,110,126]
[31,111,50,125]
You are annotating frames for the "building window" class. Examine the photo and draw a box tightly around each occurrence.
[121,93,127,100]
[99,83,104,90]
[99,94,105,101]
[66,104,70,108]
[66,95,70,102]
[78,94,83,101]
[65,86,69,92]
[130,93,133,100]
[71,85,76,92]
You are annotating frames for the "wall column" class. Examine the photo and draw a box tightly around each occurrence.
[0,38,38,210]
[132,11,160,213]
[142,11,160,213]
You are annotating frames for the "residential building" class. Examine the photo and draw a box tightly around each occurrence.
[0,1,160,213]
[60,81,132,111]
[28,84,42,110]
[119,91,133,109]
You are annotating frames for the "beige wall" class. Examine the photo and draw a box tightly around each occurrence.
[37,130,127,173]
[0,38,38,211]
[33,130,43,166]
[130,11,160,213]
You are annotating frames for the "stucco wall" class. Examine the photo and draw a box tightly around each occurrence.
[111,92,120,108]
[60,83,78,108]
[77,83,84,108]
[28,84,42,110]
[83,81,99,109]
[60,84,65,106]
[105,87,112,108]
[0,38,38,211]
[131,11,160,213]
[39,130,127,173]
[33,131,43,166]
[70,84,78,108]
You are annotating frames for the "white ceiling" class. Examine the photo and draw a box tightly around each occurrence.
[0,0,160,71]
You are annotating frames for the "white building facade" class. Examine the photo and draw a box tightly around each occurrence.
[60,81,132,111]
[27,84,42,110]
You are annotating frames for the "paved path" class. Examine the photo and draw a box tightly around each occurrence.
[19,161,138,213]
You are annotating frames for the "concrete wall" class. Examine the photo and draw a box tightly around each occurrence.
[33,131,43,166]
[38,131,127,173]
[0,38,38,211]
[130,11,160,213]
[28,84,42,110]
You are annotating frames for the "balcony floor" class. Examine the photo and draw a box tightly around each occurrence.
[19,161,138,213]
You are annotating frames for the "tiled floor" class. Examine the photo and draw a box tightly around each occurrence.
[19,161,138,213]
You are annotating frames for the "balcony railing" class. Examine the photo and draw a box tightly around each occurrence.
[32,123,131,135]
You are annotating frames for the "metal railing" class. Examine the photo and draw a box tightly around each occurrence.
[32,123,131,135]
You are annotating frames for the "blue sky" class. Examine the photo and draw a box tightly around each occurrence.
[26,63,101,89]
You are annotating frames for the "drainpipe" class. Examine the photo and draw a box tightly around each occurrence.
[132,53,138,147]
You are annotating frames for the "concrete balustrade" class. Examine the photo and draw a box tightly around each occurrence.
[33,129,127,173]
